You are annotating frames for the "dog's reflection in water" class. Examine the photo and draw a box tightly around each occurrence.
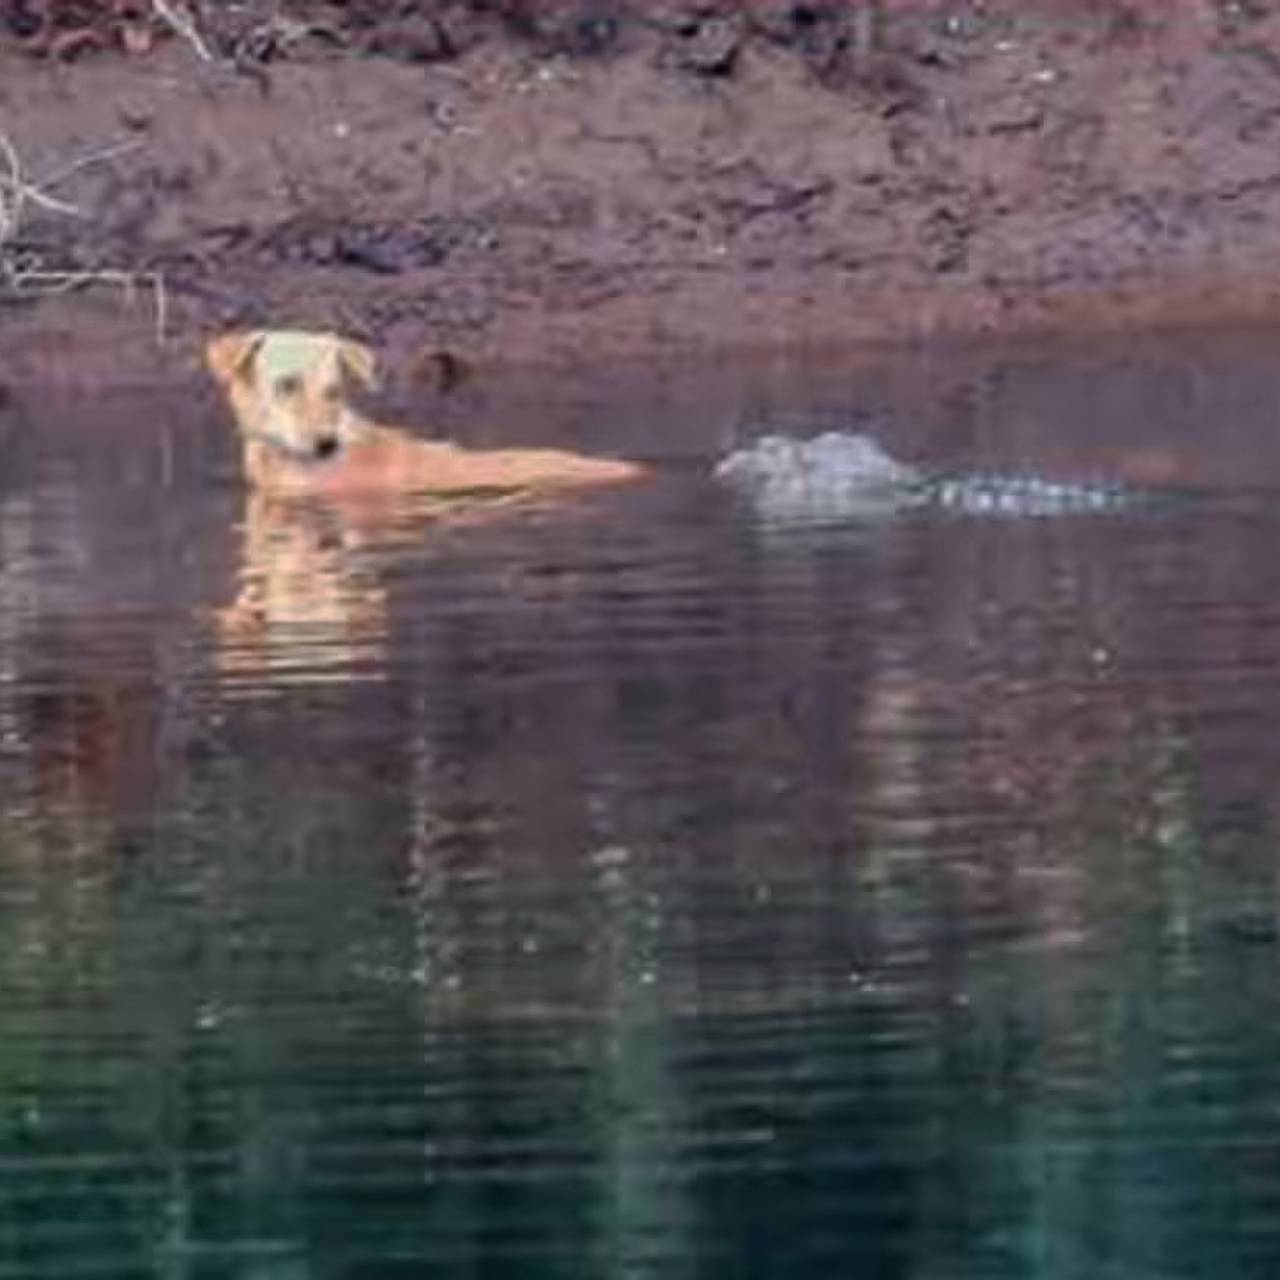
[215,492,388,689]
[215,488,539,690]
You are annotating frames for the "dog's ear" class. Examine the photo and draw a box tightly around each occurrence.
[206,331,265,385]
[337,338,379,390]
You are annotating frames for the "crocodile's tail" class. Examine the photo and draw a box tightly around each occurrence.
[928,473,1137,517]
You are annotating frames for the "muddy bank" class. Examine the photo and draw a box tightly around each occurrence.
[6,2,1280,385]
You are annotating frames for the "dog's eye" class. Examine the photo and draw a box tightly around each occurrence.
[274,375,302,397]
[321,385,343,403]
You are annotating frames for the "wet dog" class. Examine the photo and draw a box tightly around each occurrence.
[207,329,644,690]
[205,329,645,496]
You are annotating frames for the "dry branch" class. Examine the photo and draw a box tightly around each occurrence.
[0,131,166,342]
[150,0,215,62]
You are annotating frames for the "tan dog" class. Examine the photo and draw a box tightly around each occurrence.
[206,330,646,496]
[208,329,642,691]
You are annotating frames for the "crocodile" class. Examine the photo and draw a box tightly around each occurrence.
[714,431,1141,525]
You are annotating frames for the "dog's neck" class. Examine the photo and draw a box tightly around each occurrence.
[240,435,328,490]
[237,413,374,489]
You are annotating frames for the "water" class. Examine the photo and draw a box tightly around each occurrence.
[4,329,1280,1277]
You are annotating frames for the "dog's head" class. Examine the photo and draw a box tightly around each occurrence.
[206,330,378,460]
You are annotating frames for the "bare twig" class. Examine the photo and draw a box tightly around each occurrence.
[6,267,137,295]
[0,136,144,231]
[0,128,91,247]
[0,132,167,343]
[38,138,144,190]
[0,134,17,246]
[151,0,216,63]
[3,266,169,344]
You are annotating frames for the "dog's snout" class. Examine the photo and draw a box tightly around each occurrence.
[314,435,340,459]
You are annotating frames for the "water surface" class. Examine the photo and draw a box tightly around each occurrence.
[4,330,1280,1278]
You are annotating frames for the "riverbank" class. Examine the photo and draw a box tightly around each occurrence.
[5,2,1280,386]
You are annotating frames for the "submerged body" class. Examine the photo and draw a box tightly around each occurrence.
[241,421,643,500]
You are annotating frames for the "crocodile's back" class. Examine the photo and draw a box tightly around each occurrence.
[716,431,1143,524]
[929,473,1137,517]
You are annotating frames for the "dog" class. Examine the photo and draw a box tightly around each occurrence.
[207,329,644,690]
[205,329,647,497]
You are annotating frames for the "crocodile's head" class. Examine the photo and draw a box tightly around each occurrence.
[714,431,923,525]
[715,431,922,520]
[717,432,915,484]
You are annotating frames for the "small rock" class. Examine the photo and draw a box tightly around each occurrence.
[336,234,403,275]
[116,102,152,131]
[672,15,742,77]
[410,349,470,395]
[306,234,338,265]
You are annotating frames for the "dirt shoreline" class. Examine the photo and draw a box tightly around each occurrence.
[6,2,1280,386]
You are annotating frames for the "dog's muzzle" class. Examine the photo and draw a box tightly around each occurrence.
[249,431,343,463]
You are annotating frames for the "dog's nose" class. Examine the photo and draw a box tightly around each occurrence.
[314,435,340,459]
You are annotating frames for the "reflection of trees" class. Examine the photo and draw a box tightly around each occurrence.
[3,447,1280,1274]
[831,511,1280,1278]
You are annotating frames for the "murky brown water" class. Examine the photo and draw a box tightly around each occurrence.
[5,330,1280,1277]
